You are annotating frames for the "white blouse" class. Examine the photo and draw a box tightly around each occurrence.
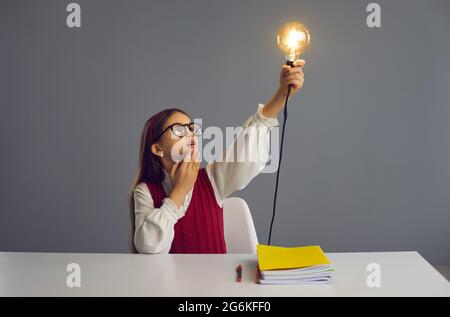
[133,103,279,254]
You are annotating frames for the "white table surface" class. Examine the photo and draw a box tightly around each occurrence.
[0,251,449,296]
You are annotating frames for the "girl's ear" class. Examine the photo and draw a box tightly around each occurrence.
[150,143,164,157]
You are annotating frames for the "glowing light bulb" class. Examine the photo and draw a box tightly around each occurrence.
[277,21,311,62]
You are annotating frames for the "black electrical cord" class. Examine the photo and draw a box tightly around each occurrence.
[267,60,295,245]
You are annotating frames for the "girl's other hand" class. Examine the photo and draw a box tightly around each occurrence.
[169,146,200,194]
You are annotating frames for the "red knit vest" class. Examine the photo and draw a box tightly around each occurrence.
[146,168,227,254]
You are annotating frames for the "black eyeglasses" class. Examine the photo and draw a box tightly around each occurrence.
[155,122,202,141]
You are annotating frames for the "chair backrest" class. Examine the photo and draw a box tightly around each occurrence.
[222,197,258,254]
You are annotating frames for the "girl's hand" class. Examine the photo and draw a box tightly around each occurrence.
[278,59,305,100]
[169,146,200,195]
[261,59,306,118]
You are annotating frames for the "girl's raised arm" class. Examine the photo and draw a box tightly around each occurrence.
[205,103,278,207]
[206,59,305,207]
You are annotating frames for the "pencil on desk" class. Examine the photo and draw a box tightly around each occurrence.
[235,264,242,282]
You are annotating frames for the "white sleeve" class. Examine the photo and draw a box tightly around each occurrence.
[206,103,279,207]
[133,183,188,254]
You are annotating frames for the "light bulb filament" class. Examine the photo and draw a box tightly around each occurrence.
[287,30,305,50]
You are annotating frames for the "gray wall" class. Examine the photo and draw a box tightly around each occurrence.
[1,0,449,264]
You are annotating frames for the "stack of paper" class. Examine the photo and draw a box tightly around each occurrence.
[256,244,334,285]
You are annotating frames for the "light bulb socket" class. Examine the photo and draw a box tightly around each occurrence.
[286,52,301,66]
[286,60,295,67]
[286,54,297,63]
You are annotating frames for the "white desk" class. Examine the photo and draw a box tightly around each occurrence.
[0,251,449,296]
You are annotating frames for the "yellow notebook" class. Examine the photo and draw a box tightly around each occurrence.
[256,244,331,271]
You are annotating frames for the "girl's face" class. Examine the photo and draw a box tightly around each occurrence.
[151,111,198,163]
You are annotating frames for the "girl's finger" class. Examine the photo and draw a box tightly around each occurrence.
[285,73,303,81]
[194,149,201,164]
[178,160,189,172]
[290,78,304,85]
[287,66,302,74]
[191,147,199,163]
[281,65,293,76]
[288,67,303,75]
[191,147,198,165]
[171,163,183,178]
[170,162,180,174]
[284,70,302,78]
[192,158,200,170]
[190,145,196,162]
[293,59,306,67]
[290,79,304,90]
[183,147,192,162]
[185,148,195,169]
[196,149,201,163]
[281,60,305,73]
[282,70,299,79]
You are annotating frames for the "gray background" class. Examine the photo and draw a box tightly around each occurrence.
[1,0,449,265]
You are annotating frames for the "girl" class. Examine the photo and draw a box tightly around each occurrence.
[130,59,305,254]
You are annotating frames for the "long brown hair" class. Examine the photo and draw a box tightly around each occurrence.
[129,108,191,252]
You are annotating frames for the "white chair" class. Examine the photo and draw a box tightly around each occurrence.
[223,197,259,254]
